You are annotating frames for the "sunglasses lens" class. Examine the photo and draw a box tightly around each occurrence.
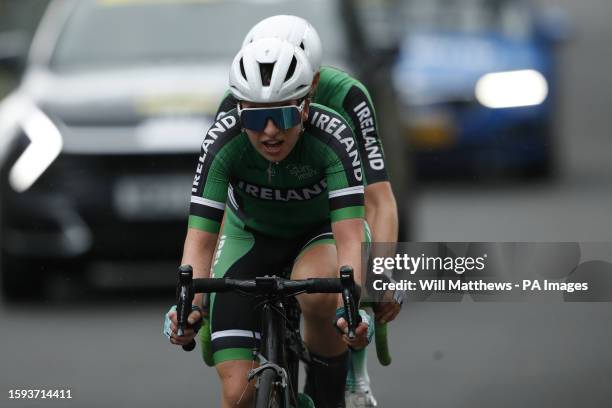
[240,106,301,131]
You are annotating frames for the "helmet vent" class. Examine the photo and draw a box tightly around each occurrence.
[239,58,247,80]
[285,56,297,81]
[299,41,305,50]
[259,63,275,86]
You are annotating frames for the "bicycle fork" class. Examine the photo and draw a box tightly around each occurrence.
[248,301,293,407]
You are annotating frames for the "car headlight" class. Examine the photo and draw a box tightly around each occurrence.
[475,69,549,109]
[9,105,63,193]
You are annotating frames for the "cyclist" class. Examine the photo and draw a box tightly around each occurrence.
[167,38,371,408]
[215,16,402,407]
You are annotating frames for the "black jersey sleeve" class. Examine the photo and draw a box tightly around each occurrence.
[307,104,365,222]
[343,85,389,185]
[188,110,241,233]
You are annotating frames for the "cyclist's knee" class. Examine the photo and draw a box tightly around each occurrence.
[293,244,338,320]
[292,243,337,280]
[217,360,255,407]
[220,378,254,407]
[299,291,338,320]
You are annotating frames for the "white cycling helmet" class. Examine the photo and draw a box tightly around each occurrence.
[242,15,323,72]
[229,37,314,103]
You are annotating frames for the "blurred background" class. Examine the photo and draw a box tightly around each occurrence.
[1,0,611,407]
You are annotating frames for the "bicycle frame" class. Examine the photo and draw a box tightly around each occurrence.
[256,299,293,407]
[175,265,363,408]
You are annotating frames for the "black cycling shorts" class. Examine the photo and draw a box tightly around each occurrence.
[208,210,335,364]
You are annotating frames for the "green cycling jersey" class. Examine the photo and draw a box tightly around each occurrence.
[189,103,365,238]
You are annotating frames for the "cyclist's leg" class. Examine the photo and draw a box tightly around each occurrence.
[293,243,346,355]
[345,347,378,407]
[216,360,257,408]
[292,222,372,408]
[292,235,348,408]
[210,210,304,407]
[292,220,371,354]
[209,215,259,407]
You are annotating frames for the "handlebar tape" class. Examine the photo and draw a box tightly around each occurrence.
[374,321,391,366]
[306,278,343,293]
[192,278,230,293]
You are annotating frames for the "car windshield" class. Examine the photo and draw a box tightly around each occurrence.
[401,0,532,37]
[49,0,345,72]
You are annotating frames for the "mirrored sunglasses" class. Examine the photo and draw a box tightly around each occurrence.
[238,102,304,131]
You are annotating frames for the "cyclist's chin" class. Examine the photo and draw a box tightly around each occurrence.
[258,147,289,162]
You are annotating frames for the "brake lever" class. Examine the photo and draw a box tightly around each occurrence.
[339,265,361,340]
[176,264,196,352]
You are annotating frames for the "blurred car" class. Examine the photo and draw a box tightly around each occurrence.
[0,0,364,299]
[393,0,568,178]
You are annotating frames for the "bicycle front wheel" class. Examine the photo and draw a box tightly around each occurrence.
[254,369,283,408]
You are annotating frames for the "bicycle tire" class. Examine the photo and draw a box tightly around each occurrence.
[254,369,282,408]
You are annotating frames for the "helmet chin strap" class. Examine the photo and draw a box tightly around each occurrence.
[300,98,310,130]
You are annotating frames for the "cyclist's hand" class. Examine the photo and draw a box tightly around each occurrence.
[163,306,202,346]
[374,289,404,324]
[336,310,373,350]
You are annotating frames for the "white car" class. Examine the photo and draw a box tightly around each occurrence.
[0,0,358,299]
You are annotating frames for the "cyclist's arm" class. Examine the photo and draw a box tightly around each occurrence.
[364,181,402,323]
[167,230,213,346]
[332,218,364,287]
[307,104,370,347]
[185,112,238,304]
[181,228,218,306]
[365,181,398,243]
[341,85,397,242]
[340,83,403,320]
[333,217,370,349]
[307,104,366,285]
[312,108,366,286]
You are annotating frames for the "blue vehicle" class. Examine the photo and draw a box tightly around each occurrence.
[392,0,568,178]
